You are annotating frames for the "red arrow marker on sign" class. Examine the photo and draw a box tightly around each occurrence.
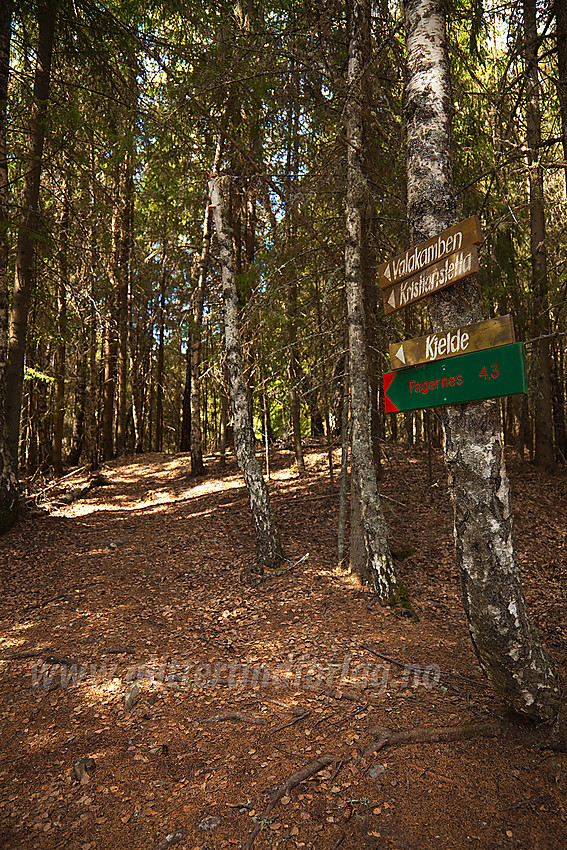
[383,372,399,413]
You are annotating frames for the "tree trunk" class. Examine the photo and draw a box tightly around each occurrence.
[102,166,126,462]
[524,0,555,472]
[116,164,133,457]
[67,331,86,467]
[285,86,306,476]
[155,252,167,453]
[6,0,56,469]
[403,0,565,743]
[52,192,68,477]
[180,339,191,452]
[209,175,283,569]
[219,374,229,468]
[132,293,151,454]
[345,0,409,606]
[554,0,567,193]
[189,202,213,475]
[0,0,18,529]
[101,302,117,461]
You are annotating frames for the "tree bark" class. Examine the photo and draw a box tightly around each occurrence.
[52,191,69,477]
[0,0,18,529]
[209,175,283,569]
[524,0,555,472]
[67,331,86,467]
[101,173,123,462]
[6,0,56,469]
[403,0,565,743]
[116,163,133,457]
[554,0,567,193]
[219,374,229,468]
[189,202,213,475]
[346,0,409,606]
[180,338,191,452]
[101,300,117,461]
[285,82,306,476]
[155,251,167,453]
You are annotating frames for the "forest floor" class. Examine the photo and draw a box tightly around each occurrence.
[0,443,566,850]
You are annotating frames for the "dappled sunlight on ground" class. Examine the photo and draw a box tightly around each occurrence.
[0,446,566,849]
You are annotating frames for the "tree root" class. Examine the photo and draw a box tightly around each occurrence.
[363,721,504,758]
[204,712,268,725]
[242,753,335,849]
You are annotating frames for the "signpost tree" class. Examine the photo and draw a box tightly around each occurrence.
[402,0,565,745]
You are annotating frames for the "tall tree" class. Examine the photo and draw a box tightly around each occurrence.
[188,201,212,475]
[554,0,567,192]
[0,0,18,529]
[52,188,69,477]
[524,0,555,471]
[345,0,409,606]
[403,0,565,745]
[6,0,56,469]
[209,175,283,570]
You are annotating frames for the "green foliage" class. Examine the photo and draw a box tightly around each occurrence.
[4,0,566,468]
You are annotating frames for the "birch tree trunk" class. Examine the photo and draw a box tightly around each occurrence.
[209,175,283,570]
[6,0,56,469]
[403,0,565,744]
[346,0,409,606]
[0,0,18,530]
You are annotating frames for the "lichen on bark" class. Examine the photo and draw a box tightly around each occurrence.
[346,0,412,610]
[209,176,283,571]
[403,0,565,743]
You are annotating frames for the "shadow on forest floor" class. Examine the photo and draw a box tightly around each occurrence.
[0,444,566,849]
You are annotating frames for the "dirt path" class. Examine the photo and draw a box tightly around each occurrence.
[0,446,566,849]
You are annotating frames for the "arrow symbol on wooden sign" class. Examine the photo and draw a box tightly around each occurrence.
[383,264,392,283]
[388,289,396,309]
[395,344,405,365]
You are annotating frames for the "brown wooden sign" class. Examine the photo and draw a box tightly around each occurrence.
[389,314,516,371]
[378,215,482,291]
[381,244,479,315]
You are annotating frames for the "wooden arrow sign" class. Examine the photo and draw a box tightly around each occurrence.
[389,315,515,370]
[381,245,479,315]
[378,215,482,290]
[383,342,527,413]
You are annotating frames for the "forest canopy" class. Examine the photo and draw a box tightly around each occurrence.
[1,0,564,486]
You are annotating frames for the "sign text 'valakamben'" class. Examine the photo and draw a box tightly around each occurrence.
[378,215,482,290]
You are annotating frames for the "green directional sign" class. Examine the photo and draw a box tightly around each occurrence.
[383,343,527,413]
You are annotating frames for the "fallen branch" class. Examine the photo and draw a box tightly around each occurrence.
[332,831,346,849]
[23,592,67,613]
[242,754,335,849]
[0,649,45,661]
[272,709,310,733]
[1,646,133,663]
[204,712,268,725]
[102,647,136,656]
[43,654,82,668]
[363,721,503,758]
